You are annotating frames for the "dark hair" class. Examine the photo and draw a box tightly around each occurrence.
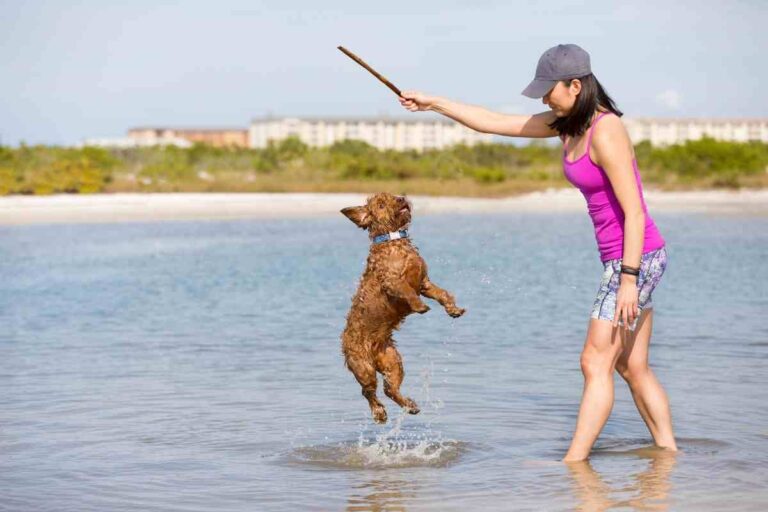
[548,74,623,137]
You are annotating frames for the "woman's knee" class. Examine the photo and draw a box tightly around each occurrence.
[580,348,616,380]
[580,322,623,379]
[615,359,650,384]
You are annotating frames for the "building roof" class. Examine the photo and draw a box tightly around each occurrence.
[250,115,456,125]
[128,127,247,132]
[624,117,768,123]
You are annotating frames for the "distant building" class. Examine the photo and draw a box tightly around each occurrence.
[624,118,768,146]
[87,117,768,151]
[127,128,249,148]
[80,136,192,148]
[249,116,494,151]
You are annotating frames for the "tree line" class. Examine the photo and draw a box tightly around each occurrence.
[1,136,766,195]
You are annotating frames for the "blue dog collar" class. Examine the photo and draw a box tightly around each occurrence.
[372,229,409,245]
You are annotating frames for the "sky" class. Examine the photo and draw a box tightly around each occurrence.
[1,0,767,146]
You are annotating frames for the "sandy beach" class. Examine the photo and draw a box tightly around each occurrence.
[1,189,767,225]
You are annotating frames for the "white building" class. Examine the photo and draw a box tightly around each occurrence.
[624,118,768,147]
[84,117,768,151]
[249,116,493,151]
[80,136,192,148]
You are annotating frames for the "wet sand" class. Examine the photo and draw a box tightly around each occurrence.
[1,189,767,225]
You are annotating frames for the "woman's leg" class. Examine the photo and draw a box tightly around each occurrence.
[563,318,627,462]
[615,309,678,450]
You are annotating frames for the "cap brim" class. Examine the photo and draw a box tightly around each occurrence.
[521,78,557,99]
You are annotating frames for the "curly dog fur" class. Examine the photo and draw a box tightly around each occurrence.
[340,192,465,423]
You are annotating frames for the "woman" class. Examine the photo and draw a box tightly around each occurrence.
[398,44,677,461]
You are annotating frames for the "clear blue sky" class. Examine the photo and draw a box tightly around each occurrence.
[2,0,766,146]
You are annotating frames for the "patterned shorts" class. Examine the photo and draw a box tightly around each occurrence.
[591,246,668,330]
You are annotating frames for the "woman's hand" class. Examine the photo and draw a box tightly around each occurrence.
[398,92,559,138]
[614,275,639,330]
[399,91,437,112]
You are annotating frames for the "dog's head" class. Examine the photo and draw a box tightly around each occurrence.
[341,192,412,238]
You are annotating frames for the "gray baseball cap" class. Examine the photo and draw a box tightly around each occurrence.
[521,44,592,98]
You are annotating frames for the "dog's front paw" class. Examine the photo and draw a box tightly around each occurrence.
[446,306,466,318]
[413,303,430,314]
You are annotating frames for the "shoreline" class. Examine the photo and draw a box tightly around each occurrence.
[1,188,767,225]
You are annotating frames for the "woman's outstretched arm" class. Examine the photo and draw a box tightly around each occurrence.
[399,91,559,138]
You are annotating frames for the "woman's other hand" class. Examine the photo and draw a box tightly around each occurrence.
[614,275,639,330]
[399,91,436,112]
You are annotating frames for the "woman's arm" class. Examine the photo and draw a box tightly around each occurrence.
[591,115,645,329]
[399,91,559,138]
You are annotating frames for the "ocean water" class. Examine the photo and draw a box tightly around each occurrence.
[1,210,767,511]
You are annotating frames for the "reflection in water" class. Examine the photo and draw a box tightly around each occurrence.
[567,448,677,511]
[346,474,419,512]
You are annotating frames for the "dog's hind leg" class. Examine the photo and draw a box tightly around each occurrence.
[376,343,420,415]
[346,357,388,423]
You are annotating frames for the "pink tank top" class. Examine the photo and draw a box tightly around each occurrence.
[562,112,665,262]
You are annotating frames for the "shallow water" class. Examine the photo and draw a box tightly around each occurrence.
[1,211,767,511]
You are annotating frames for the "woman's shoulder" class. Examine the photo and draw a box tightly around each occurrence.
[597,109,623,124]
[591,111,635,160]
[593,111,630,141]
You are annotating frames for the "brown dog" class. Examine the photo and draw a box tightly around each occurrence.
[340,193,465,423]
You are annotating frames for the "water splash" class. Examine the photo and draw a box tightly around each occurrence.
[286,328,465,470]
[278,323,468,475]
[287,420,466,470]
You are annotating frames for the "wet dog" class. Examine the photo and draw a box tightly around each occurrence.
[340,193,465,423]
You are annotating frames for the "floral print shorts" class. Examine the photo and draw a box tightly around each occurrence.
[591,246,668,330]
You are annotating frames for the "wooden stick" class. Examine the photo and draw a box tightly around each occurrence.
[337,46,402,97]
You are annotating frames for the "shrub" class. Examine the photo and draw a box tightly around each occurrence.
[472,166,507,183]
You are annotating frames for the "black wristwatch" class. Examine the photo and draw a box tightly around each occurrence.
[620,264,640,276]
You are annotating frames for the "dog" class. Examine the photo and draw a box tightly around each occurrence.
[340,192,465,423]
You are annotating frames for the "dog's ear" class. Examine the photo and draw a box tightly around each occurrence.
[341,206,372,229]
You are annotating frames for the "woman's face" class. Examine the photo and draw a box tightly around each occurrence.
[542,79,581,117]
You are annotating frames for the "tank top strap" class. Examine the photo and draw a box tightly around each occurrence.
[585,111,611,149]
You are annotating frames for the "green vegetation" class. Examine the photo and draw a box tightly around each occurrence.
[1,137,766,196]
[0,145,115,195]
[636,139,768,188]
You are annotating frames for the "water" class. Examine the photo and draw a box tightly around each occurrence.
[1,210,767,511]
